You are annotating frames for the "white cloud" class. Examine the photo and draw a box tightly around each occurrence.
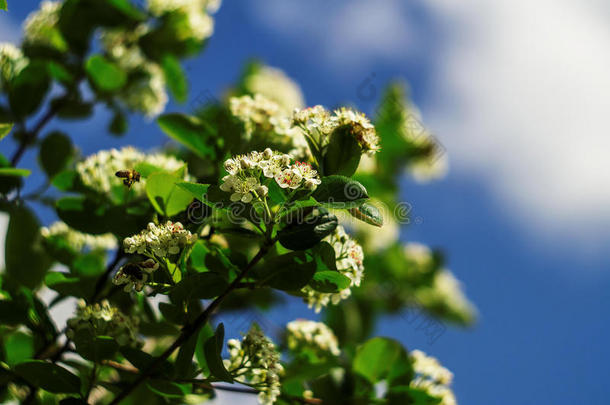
[250,0,610,253]
[426,0,610,251]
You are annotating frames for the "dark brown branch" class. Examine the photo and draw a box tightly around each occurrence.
[10,103,60,166]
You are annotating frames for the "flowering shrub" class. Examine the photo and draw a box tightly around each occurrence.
[0,1,475,404]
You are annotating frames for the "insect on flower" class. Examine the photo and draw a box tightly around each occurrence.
[115,169,141,188]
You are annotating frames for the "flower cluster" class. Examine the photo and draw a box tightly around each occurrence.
[66,300,140,347]
[416,269,476,323]
[41,221,118,252]
[410,350,456,405]
[403,242,435,270]
[224,325,283,405]
[120,64,168,117]
[23,1,67,51]
[302,226,365,312]
[0,43,27,91]
[123,221,197,258]
[285,319,340,358]
[147,0,221,41]
[242,65,305,112]
[113,259,159,292]
[220,149,321,203]
[76,146,188,197]
[100,27,168,117]
[230,94,296,139]
[100,26,149,71]
[293,106,380,155]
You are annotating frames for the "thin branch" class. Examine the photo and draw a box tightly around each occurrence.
[10,103,60,166]
[108,239,275,404]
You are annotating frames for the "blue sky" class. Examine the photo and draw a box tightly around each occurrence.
[2,1,610,404]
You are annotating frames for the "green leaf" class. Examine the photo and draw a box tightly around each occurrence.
[4,332,34,366]
[203,323,233,382]
[9,61,50,117]
[52,169,78,191]
[278,209,338,250]
[6,206,50,288]
[158,302,185,324]
[158,113,215,159]
[309,271,351,293]
[174,332,198,378]
[0,300,29,325]
[0,0,7,11]
[312,175,369,208]
[85,55,126,92]
[121,347,173,376]
[59,399,88,405]
[72,252,106,276]
[195,324,214,377]
[39,131,73,178]
[47,61,74,84]
[147,379,188,398]
[170,272,229,304]
[52,97,94,119]
[387,386,442,405]
[109,110,128,135]
[0,168,30,177]
[162,54,188,103]
[348,202,383,227]
[353,337,413,384]
[146,172,194,217]
[14,361,81,394]
[45,272,89,297]
[256,251,316,291]
[323,125,362,176]
[0,122,13,140]
[56,196,110,234]
[175,181,211,204]
[73,330,119,362]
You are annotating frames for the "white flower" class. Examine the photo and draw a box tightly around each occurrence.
[220,150,319,201]
[123,221,197,258]
[410,350,456,405]
[243,65,305,112]
[113,259,159,292]
[286,319,340,357]
[293,106,380,155]
[41,221,118,251]
[302,226,365,312]
[230,94,296,139]
[404,242,434,269]
[416,269,476,323]
[100,26,149,71]
[0,43,27,90]
[224,325,283,405]
[120,64,168,117]
[23,1,66,51]
[76,146,189,198]
[220,175,260,203]
[147,0,220,41]
[66,300,139,347]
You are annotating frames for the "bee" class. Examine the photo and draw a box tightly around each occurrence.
[115,169,141,188]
